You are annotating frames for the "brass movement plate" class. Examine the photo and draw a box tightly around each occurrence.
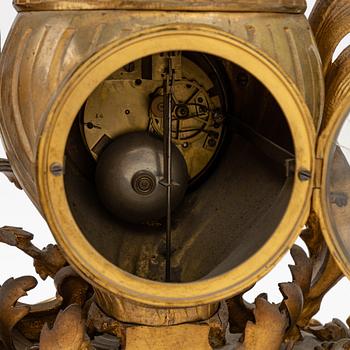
[14,0,306,13]
[83,53,225,181]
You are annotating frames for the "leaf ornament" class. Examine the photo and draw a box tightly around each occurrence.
[0,276,37,349]
[39,304,90,350]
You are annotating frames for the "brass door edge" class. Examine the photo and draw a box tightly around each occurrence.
[313,157,323,189]
[312,46,350,280]
[311,190,349,279]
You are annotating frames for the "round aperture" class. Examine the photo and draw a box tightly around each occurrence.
[38,29,314,307]
[64,50,302,282]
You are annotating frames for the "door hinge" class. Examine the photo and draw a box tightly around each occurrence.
[314,157,323,189]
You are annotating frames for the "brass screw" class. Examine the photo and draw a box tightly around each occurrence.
[50,163,64,176]
[298,169,311,181]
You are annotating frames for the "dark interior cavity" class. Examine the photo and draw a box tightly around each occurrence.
[64,51,295,283]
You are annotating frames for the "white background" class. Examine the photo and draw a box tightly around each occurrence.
[0,0,350,324]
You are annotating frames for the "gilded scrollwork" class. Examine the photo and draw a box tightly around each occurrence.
[239,297,289,350]
[0,276,38,349]
[0,228,349,348]
[38,305,91,350]
[225,238,349,349]
[0,0,349,349]
[0,227,66,280]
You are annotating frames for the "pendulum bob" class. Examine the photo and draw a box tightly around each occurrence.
[0,0,324,344]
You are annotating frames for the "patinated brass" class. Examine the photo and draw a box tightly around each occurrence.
[0,4,322,199]
[13,0,307,13]
[0,14,318,305]
[314,53,350,278]
[124,324,212,350]
[0,0,349,349]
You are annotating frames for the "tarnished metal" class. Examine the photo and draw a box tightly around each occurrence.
[13,0,307,13]
[95,132,188,223]
[162,55,174,282]
[0,10,322,204]
[0,3,320,314]
[83,52,227,182]
[2,0,350,349]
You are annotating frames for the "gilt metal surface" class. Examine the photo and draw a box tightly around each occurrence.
[13,0,307,13]
[0,11,322,205]
[30,27,314,307]
[0,1,322,310]
[0,0,349,349]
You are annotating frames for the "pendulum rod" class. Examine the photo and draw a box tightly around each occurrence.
[163,54,174,282]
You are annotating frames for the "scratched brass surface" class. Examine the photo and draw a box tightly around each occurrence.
[14,0,307,13]
[125,324,211,350]
[94,289,218,325]
[3,2,350,349]
[0,11,323,206]
[0,10,319,309]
